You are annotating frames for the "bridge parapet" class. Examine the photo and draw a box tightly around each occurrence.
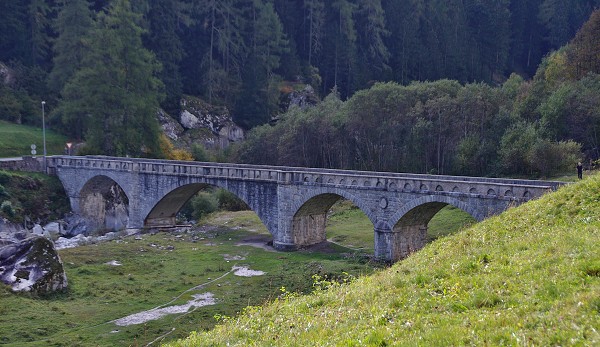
[48,155,563,202]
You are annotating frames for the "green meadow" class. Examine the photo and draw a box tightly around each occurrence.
[0,120,68,158]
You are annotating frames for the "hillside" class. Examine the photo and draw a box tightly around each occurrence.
[0,120,68,158]
[168,175,600,346]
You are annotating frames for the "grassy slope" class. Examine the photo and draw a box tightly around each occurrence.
[169,175,600,346]
[0,120,68,157]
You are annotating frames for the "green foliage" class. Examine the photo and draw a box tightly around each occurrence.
[0,85,25,123]
[191,144,209,162]
[0,200,15,218]
[189,191,218,221]
[57,0,164,155]
[567,9,600,79]
[48,0,94,95]
[144,0,184,116]
[0,170,70,223]
[216,188,248,211]
[0,0,599,174]
[498,121,540,175]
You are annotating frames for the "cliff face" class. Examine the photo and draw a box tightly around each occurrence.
[158,95,244,151]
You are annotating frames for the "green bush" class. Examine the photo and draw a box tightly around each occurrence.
[191,144,209,162]
[190,191,218,221]
[216,188,248,211]
[1,200,15,218]
[0,172,9,185]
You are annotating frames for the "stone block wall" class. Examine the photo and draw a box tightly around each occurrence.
[0,157,43,172]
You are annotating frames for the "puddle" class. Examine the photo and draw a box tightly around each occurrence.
[113,293,216,326]
[232,265,265,277]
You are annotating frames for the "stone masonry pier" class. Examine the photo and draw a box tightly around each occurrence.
[46,155,564,262]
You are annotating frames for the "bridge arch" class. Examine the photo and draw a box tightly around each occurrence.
[380,195,483,260]
[77,175,130,231]
[143,181,274,237]
[287,188,376,248]
[390,195,484,229]
[144,183,211,227]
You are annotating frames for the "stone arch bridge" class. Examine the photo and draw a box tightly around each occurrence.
[47,156,563,262]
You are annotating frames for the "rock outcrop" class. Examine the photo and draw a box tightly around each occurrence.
[0,235,68,294]
[158,95,245,151]
[286,85,319,111]
[157,108,184,141]
[0,61,15,86]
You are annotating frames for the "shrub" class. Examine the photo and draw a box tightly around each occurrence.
[216,189,248,211]
[191,144,209,162]
[190,191,218,220]
[1,200,15,218]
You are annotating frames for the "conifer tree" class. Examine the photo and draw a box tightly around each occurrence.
[145,0,184,116]
[330,0,357,96]
[49,0,94,94]
[27,0,53,67]
[355,0,389,84]
[58,0,163,156]
[234,0,288,128]
[0,2,29,63]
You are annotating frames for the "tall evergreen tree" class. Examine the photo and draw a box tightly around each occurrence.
[235,0,288,128]
[355,0,389,85]
[193,0,247,105]
[567,9,600,79]
[48,0,94,94]
[0,2,29,64]
[145,0,184,116]
[465,0,511,81]
[509,0,545,76]
[27,0,54,67]
[330,0,357,96]
[58,0,163,156]
[304,0,325,67]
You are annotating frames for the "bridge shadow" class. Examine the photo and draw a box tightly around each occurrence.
[78,175,129,232]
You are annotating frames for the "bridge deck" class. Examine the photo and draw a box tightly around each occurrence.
[49,155,564,198]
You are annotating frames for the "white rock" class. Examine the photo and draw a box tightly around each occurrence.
[44,222,62,234]
[180,110,200,129]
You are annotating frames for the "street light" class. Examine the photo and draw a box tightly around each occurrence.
[42,100,46,173]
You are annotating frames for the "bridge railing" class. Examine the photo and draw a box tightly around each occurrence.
[49,155,564,200]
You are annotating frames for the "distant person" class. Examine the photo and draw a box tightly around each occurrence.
[577,162,583,179]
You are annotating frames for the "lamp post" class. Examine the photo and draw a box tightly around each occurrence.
[42,101,46,173]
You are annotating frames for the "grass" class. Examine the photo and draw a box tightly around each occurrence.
[0,120,68,158]
[326,200,476,252]
[167,174,600,346]
[0,221,378,346]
